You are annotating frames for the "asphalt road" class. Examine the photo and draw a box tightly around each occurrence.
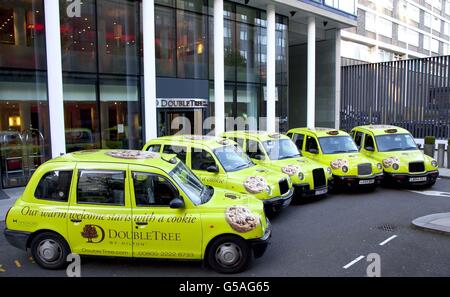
[1,179,450,277]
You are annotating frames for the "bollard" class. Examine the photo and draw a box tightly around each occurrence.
[437,144,445,167]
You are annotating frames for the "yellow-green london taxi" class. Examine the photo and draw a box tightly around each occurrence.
[221,131,332,198]
[350,125,439,187]
[4,150,271,274]
[143,135,294,214]
[286,128,384,189]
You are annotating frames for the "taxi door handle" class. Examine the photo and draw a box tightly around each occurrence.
[135,222,148,226]
[71,219,82,223]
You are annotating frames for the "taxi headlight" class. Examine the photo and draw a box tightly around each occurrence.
[298,172,304,180]
[342,166,349,173]
[392,163,399,170]
[431,160,438,167]
[377,163,382,170]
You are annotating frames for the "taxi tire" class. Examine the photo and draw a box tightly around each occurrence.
[30,232,71,270]
[207,235,251,274]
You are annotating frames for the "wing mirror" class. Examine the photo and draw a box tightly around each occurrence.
[206,165,219,173]
[308,148,319,154]
[365,146,375,152]
[253,154,266,160]
[169,197,185,209]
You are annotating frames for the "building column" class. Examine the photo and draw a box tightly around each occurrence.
[334,30,341,129]
[143,0,157,140]
[44,0,66,157]
[214,0,225,136]
[266,4,276,133]
[307,16,316,128]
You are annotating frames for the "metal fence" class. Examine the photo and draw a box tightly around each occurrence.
[341,56,450,139]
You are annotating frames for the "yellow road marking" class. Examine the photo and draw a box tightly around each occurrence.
[14,260,21,268]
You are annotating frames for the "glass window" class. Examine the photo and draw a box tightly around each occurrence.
[379,18,392,38]
[431,38,440,53]
[375,134,418,152]
[305,136,319,152]
[163,145,187,163]
[364,134,375,150]
[176,10,207,79]
[133,172,178,207]
[0,70,50,188]
[77,170,125,205]
[59,0,97,72]
[63,73,101,152]
[35,170,73,202]
[155,5,176,77]
[213,145,253,172]
[191,149,216,171]
[236,84,258,130]
[99,76,142,150]
[169,162,208,205]
[236,23,258,83]
[398,25,408,43]
[407,4,420,23]
[432,17,441,32]
[246,140,265,159]
[423,35,431,51]
[147,144,161,152]
[318,136,359,154]
[0,0,47,69]
[97,0,140,75]
[176,0,208,14]
[365,11,376,33]
[262,139,300,161]
[293,133,305,150]
[408,29,419,47]
[354,132,363,148]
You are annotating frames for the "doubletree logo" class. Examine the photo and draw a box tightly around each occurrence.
[81,224,105,243]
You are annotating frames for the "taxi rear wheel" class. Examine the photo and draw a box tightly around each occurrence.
[207,235,251,274]
[30,232,70,270]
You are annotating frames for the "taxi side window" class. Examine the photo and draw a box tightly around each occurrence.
[286,132,293,139]
[234,137,244,148]
[354,132,363,148]
[292,133,305,150]
[192,149,216,171]
[35,170,73,202]
[246,140,264,158]
[77,170,125,206]
[133,172,178,207]
[305,136,319,152]
[364,134,375,150]
[147,144,161,153]
[163,145,187,163]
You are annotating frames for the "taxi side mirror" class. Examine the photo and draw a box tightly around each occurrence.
[206,165,219,173]
[417,143,422,149]
[170,197,185,209]
[253,154,265,160]
[365,146,375,152]
[308,148,319,154]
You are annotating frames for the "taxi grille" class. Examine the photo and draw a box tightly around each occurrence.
[409,162,425,173]
[358,163,372,176]
[313,168,326,188]
[279,179,289,195]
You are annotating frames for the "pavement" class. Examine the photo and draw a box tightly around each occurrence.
[1,180,450,276]
[439,168,450,179]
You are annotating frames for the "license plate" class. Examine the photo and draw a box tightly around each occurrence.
[315,189,327,195]
[409,177,427,183]
[359,179,375,185]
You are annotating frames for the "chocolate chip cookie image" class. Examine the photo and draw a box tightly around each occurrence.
[281,164,301,176]
[243,176,268,194]
[225,206,260,233]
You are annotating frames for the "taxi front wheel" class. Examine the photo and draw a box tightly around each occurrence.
[207,235,251,274]
[30,232,71,270]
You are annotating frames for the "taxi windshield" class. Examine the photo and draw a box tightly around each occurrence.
[262,139,301,160]
[169,162,212,205]
[318,136,359,154]
[375,133,418,152]
[214,145,254,172]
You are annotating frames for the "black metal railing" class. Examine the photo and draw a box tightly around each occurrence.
[341,56,450,139]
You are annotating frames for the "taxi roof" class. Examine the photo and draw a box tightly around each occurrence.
[288,127,349,138]
[49,149,178,169]
[149,135,236,150]
[222,130,289,142]
[353,125,410,136]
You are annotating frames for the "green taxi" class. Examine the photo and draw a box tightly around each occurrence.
[286,128,384,189]
[221,131,332,198]
[143,136,294,214]
[350,125,439,187]
[4,150,271,274]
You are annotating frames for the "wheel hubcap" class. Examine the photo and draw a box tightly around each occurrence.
[37,239,62,264]
[215,243,242,268]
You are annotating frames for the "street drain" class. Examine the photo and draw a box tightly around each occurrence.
[377,224,396,232]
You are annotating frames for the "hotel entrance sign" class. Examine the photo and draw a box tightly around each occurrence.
[156,98,208,109]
